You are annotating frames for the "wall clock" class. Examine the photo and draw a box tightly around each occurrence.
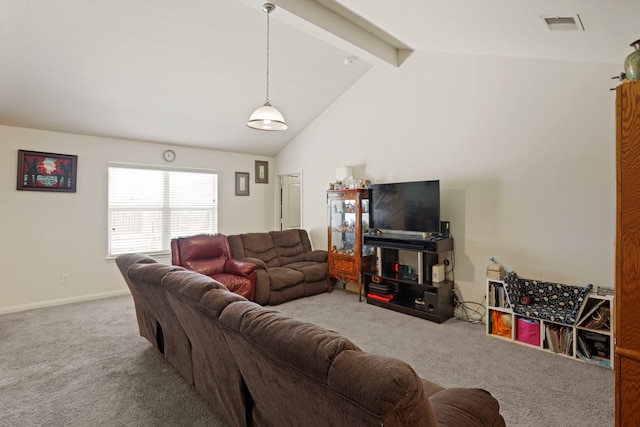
[163,149,176,162]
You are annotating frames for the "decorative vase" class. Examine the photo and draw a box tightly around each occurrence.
[624,39,640,81]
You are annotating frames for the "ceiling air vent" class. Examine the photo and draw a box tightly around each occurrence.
[541,15,584,31]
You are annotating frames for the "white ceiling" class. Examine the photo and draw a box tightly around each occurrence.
[1,0,638,156]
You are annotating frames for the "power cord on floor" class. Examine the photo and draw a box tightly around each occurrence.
[453,288,486,325]
[442,235,484,324]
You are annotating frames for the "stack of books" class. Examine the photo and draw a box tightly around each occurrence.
[577,332,611,368]
[545,324,573,355]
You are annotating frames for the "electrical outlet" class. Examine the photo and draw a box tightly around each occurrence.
[60,273,70,284]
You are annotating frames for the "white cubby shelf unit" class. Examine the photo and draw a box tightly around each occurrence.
[486,279,614,369]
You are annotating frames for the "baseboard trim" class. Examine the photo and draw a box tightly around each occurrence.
[0,290,131,315]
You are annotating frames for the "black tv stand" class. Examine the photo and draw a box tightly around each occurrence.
[363,234,454,323]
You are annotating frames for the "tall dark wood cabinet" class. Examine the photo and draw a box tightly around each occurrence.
[615,79,640,427]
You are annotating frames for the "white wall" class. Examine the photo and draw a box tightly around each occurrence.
[276,51,618,304]
[0,126,275,313]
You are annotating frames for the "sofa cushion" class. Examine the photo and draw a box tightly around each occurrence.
[222,302,360,380]
[422,378,446,398]
[182,257,226,277]
[266,266,305,290]
[286,261,328,283]
[234,233,280,267]
[162,270,230,313]
[328,350,439,426]
[173,234,229,276]
[429,388,505,427]
[270,229,306,265]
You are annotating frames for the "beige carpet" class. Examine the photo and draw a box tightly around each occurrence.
[0,289,614,426]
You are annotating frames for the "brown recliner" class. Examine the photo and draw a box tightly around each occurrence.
[171,234,257,301]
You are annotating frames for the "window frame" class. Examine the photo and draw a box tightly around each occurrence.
[107,162,218,258]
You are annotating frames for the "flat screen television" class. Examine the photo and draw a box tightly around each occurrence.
[370,180,440,234]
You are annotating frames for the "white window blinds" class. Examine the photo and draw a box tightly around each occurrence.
[108,164,217,257]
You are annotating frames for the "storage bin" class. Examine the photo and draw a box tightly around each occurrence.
[516,317,540,346]
[486,263,504,280]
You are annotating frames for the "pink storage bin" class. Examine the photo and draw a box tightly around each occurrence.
[516,317,540,346]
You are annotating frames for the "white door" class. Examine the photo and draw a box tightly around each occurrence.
[280,174,301,230]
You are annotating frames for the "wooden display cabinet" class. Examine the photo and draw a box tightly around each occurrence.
[327,189,376,300]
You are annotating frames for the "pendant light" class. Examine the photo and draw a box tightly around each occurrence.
[247,2,288,131]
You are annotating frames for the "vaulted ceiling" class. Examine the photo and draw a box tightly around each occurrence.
[1,1,637,156]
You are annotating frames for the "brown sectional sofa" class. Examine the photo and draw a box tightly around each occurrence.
[117,254,505,427]
[227,229,328,305]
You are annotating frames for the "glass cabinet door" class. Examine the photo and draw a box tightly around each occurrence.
[330,198,357,255]
[361,198,374,256]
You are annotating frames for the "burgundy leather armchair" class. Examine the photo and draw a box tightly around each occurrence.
[171,234,257,301]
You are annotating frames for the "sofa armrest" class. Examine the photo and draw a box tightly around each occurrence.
[239,257,268,270]
[305,249,328,263]
[429,388,505,427]
[224,259,257,277]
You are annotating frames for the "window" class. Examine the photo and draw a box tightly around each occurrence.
[108,164,217,257]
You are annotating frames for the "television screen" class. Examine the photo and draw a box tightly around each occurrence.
[370,180,440,233]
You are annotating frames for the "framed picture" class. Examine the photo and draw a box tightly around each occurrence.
[255,160,268,184]
[235,172,250,196]
[17,150,78,192]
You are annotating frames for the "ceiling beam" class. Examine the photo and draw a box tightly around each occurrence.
[270,0,413,68]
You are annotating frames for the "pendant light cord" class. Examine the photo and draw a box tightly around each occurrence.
[265,6,271,104]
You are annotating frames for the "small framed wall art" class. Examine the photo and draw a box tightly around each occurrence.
[255,160,268,184]
[17,150,78,192]
[235,172,250,196]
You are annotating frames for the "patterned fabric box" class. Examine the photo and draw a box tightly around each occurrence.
[503,272,592,325]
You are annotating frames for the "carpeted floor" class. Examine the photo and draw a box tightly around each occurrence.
[0,289,614,426]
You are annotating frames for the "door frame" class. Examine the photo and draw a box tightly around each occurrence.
[277,171,303,231]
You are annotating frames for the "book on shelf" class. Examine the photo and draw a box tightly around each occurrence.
[578,331,611,361]
[582,331,610,357]
[488,282,510,309]
[545,324,573,355]
[488,282,496,306]
[577,335,592,358]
